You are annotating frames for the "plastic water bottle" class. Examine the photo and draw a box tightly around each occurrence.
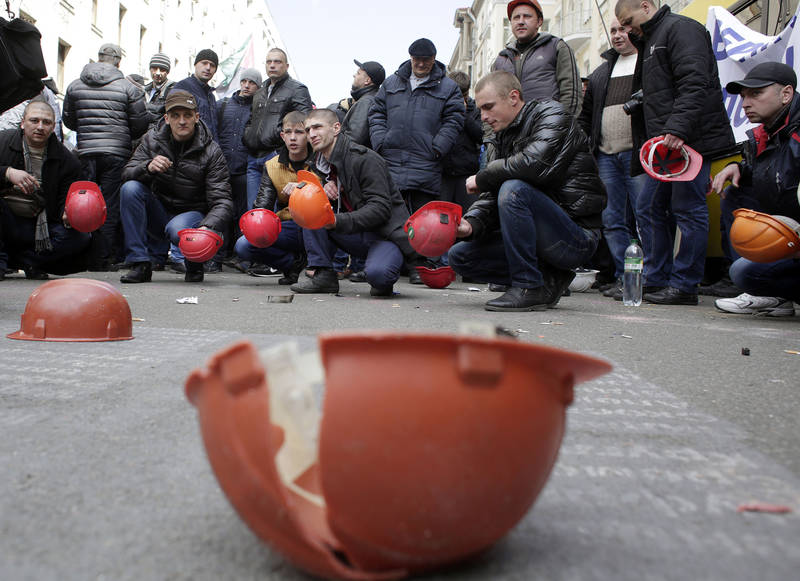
[623,239,643,306]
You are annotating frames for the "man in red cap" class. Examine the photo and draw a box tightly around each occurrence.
[493,0,581,115]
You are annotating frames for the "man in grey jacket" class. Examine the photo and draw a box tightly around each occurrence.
[341,59,385,147]
[63,43,149,270]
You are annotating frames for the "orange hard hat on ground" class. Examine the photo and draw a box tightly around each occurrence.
[7,278,133,342]
[240,209,282,248]
[289,170,335,229]
[404,201,462,258]
[185,332,611,580]
[415,265,456,289]
[178,228,222,263]
[639,137,703,182]
[730,208,800,263]
[65,181,107,232]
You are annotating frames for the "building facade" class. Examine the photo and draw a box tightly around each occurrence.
[14,0,291,96]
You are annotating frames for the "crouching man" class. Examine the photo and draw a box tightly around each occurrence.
[119,90,232,283]
[0,99,90,280]
[290,108,420,297]
[449,71,606,311]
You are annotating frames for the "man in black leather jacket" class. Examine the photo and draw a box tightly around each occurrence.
[449,71,606,312]
[242,48,313,208]
[118,90,232,284]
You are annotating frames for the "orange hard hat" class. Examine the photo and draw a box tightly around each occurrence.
[415,265,456,289]
[185,332,612,579]
[730,208,800,263]
[64,181,107,232]
[240,208,282,248]
[639,136,703,182]
[288,170,335,229]
[404,201,462,257]
[178,228,222,263]
[7,278,133,342]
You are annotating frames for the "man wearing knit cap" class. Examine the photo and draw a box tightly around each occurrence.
[173,49,220,141]
[144,52,175,122]
[216,67,263,270]
[492,0,581,115]
[369,37,464,282]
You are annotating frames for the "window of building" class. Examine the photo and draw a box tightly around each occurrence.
[57,40,71,93]
[92,0,98,25]
[139,25,146,70]
[119,5,127,45]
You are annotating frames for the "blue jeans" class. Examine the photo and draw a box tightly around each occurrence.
[597,150,646,278]
[0,201,90,270]
[636,161,711,292]
[302,228,403,290]
[234,219,303,272]
[729,257,800,302]
[119,180,204,264]
[246,153,276,209]
[448,180,600,287]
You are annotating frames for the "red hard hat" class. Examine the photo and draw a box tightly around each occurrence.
[404,201,462,257]
[288,170,335,229]
[8,278,133,342]
[240,208,282,248]
[185,334,611,579]
[639,137,703,182]
[415,265,456,289]
[730,208,800,263]
[64,181,107,232]
[507,0,543,18]
[178,228,222,263]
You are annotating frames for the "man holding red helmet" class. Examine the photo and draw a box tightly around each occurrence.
[118,90,232,284]
[0,99,90,280]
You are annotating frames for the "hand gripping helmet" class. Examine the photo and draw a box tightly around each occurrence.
[8,279,133,342]
[178,228,223,263]
[730,209,800,263]
[415,265,456,289]
[185,332,612,580]
[404,201,462,257]
[288,170,335,229]
[64,181,107,232]
[639,137,703,182]
[240,209,282,248]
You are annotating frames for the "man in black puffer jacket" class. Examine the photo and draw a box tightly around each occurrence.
[63,43,149,270]
[615,0,737,305]
[118,90,232,284]
[449,71,606,312]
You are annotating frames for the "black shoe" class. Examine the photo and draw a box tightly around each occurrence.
[151,262,165,271]
[348,270,368,283]
[643,286,698,305]
[120,262,153,284]
[488,282,510,292]
[23,266,49,280]
[203,261,222,274]
[538,265,576,307]
[87,261,112,272]
[184,261,204,283]
[370,285,393,298]
[222,257,249,273]
[290,267,339,294]
[0,269,5,281]
[408,269,423,284]
[603,280,624,300]
[698,276,741,298]
[278,254,307,285]
[168,259,186,274]
[485,286,551,312]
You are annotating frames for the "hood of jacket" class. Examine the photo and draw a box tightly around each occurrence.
[80,62,124,86]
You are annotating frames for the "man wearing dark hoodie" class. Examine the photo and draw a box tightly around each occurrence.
[342,59,385,147]
[62,43,149,270]
[492,0,581,116]
[173,49,220,142]
[117,90,232,285]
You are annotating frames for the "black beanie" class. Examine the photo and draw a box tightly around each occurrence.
[194,49,219,67]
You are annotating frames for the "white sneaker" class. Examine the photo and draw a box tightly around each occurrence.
[715,293,795,317]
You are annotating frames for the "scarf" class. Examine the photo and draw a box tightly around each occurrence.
[22,139,52,253]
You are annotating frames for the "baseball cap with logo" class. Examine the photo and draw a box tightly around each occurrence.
[165,90,197,112]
